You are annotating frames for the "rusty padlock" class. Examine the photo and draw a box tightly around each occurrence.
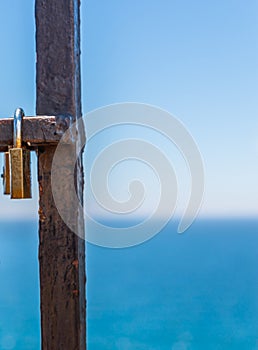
[9,108,31,199]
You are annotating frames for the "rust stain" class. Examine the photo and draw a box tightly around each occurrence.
[72,289,79,297]
[72,260,79,269]
[38,207,47,222]
[39,183,44,194]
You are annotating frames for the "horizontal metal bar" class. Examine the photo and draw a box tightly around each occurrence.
[0,115,72,152]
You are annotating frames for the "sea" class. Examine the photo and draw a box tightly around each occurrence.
[0,218,257,350]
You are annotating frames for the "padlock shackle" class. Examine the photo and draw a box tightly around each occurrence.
[14,108,24,148]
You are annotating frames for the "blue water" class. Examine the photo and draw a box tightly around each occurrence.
[0,219,258,349]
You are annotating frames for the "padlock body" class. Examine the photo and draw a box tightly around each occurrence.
[10,148,31,199]
[3,152,11,195]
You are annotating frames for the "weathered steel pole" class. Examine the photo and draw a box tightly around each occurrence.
[35,1,86,349]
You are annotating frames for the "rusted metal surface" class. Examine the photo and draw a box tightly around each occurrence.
[0,116,60,151]
[0,114,75,152]
[35,0,86,349]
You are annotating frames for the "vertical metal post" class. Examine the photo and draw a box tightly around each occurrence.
[35,1,86,349]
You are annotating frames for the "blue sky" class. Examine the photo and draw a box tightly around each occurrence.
[0,0,257,219]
